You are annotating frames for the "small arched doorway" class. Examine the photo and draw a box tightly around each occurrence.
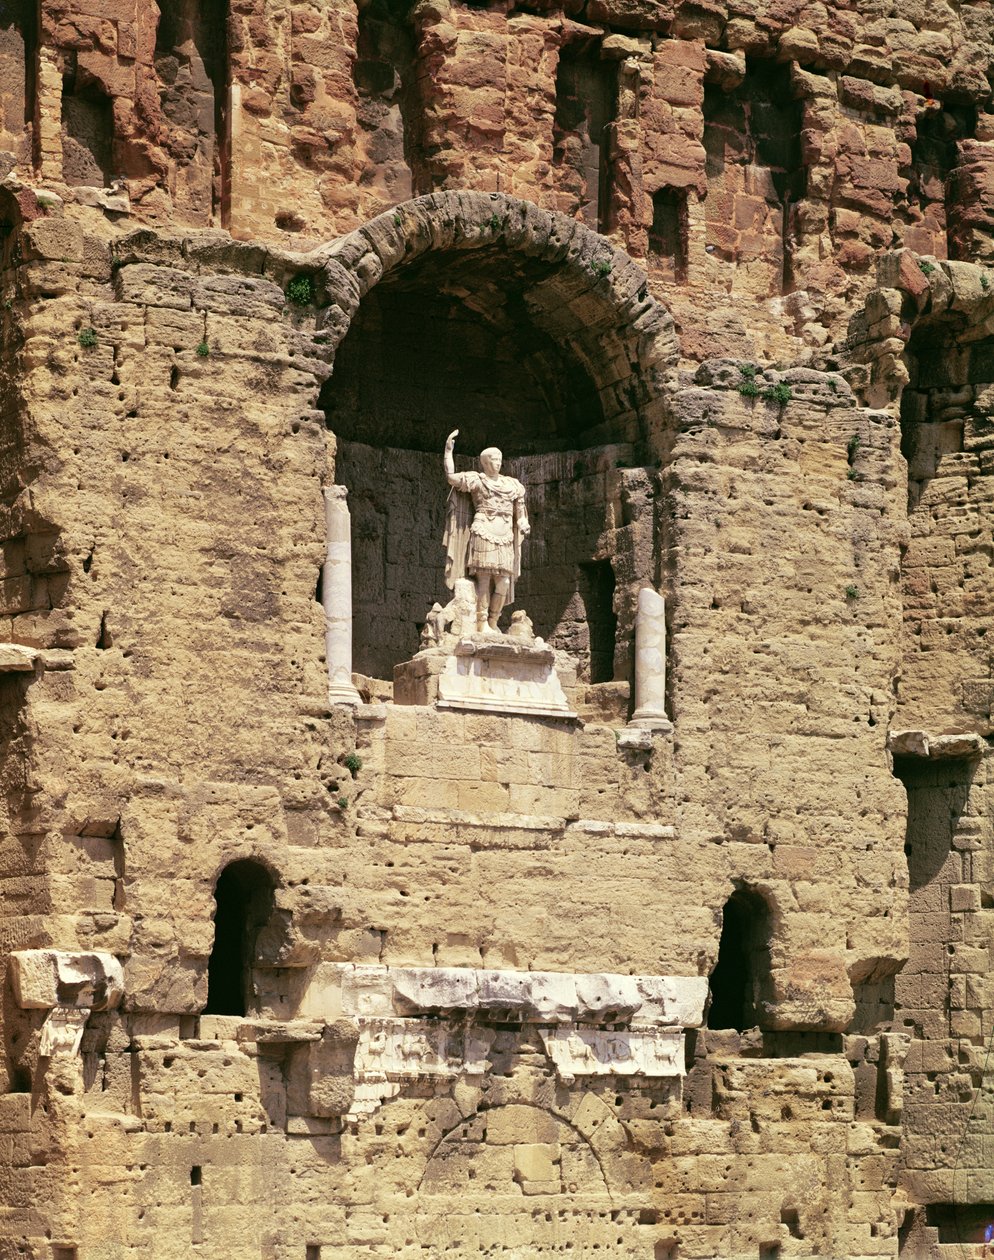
[204,859,276,1017]
[708,886,773,1032]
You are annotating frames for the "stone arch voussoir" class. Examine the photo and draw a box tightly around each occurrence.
[309,191,678,434]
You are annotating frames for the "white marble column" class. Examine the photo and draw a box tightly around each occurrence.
[630,587,671,730]
[323,486,362,708]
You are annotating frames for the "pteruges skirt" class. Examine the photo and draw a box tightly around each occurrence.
[468,534,514,573]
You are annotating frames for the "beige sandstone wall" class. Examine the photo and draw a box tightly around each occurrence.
[0,2,991,1258]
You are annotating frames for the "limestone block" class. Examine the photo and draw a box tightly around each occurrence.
[10,949,124,1011]
[513,1143,559,1186]
[38,1006,89,1058]
[539,1026,684,1082]
[0,644,37,672]
[286,1021,358,1119]
[396,635,578,719]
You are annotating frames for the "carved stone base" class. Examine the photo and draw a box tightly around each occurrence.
[394,635,578,719]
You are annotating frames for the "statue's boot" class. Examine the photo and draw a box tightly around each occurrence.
[487,593,505,632]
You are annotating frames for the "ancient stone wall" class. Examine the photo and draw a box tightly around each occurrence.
[0,2,994,1258]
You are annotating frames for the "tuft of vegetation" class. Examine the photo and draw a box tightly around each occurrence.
[918,259,936,276]
[847,467,860,481]
[337,795,349,810]
[343,752,362,776]
[196,340,210,357]
[393,213,402,227]
[763,382,793,405]
[486,212,501,232]
[36,194,55,208]
[846,432,862,462]
[982,273,990,292]
[845,584,860,600]
[828,377,839,393]
[77,327,97,348]
[738,378,761,398]
[591,257,612,278]
[285,273,315,306]
[738,362,758,380]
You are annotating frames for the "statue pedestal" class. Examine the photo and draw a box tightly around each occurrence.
[394,636,578,719]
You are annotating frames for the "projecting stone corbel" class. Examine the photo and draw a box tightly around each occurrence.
[9,949,124,1058]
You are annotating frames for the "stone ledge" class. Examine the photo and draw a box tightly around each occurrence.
[887,729,987,760]
[306,962,707,1027]
[388,806,677,840]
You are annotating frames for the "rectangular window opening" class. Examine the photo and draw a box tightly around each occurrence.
[578,559,617,684]
[648,187,688,280]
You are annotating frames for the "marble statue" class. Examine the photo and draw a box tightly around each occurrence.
[443,429,530,633]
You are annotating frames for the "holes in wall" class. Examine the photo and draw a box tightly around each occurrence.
[52,1248,78,1260]
[707,886,773,1032]
[306,1248,322,1260]
[204,859,276,1017]
[648,188,689,281]
[553,40,616,232]
[61,55,114,187]
[190,1165,202,1185]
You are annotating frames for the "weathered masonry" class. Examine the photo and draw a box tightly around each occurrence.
[1,2,994,1259]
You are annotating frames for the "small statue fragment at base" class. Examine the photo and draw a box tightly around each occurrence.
[443,429,530,634]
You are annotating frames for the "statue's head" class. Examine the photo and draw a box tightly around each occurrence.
[480,446,503,475]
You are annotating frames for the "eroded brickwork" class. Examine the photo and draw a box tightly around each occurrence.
[0,2,994,1259]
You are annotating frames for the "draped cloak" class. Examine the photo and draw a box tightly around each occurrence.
[443,471,525,604]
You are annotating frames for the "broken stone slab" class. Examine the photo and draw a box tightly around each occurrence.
[887,729,986,759]
[539,1026,685,1083]
[0,644,38,672]
[331,964,708,1027]
[10,950,124,1011]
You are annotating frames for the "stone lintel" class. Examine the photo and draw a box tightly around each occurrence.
[887,729,987,760]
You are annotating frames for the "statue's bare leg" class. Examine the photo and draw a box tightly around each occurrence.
[475,569,493,633]
[488,573,511,631]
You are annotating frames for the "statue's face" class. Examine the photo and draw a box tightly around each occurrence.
[481,449,502,475]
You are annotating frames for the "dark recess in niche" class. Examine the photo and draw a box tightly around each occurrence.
[707,887,773,1032]
[204,859,275,1017]
[353,0,425,198]
[320,247,605,455]
[0,0,36,163]
[903,103,976,260]
[553,39,616,233]
[578,559,616,683]
[648,188,688,280]
[153,0,229,222]
[702,59,803,292]
[61,52,114,187]
[925,1203,994,1245]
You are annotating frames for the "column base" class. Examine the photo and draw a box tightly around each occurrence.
[328,683,363,708]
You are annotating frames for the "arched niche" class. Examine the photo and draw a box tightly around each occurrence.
[707,886,774,1033]
[205,858,277,1017]
[316,191,677,684]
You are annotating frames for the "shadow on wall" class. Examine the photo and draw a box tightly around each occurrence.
[205,859,276,1017]
[707,886,774,1033]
